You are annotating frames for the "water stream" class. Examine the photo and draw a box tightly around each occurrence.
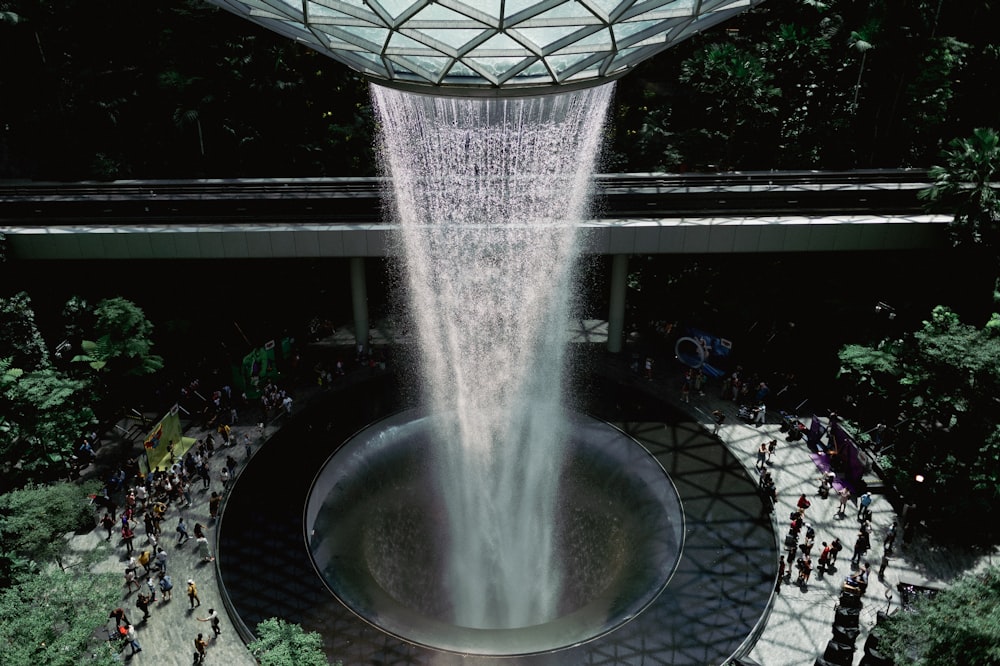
[373,83,613,630]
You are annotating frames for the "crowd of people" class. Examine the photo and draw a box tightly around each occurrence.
[94,404,257,662]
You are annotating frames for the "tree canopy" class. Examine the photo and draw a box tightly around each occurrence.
[837,305,1000,541]
[1,0,998,178]
[879,566,1000,666]
[248,617,335,666]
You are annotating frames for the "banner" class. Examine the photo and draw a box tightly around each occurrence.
[142,405,196,473]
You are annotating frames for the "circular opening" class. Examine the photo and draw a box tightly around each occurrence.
[304,409,684,656]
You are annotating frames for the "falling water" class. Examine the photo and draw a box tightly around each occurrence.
[373,83,613,630]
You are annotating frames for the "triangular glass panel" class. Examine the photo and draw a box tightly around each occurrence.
[408,2,484,26]
[612,19,662,45]
[474,31,532,55]
[309,0,384,24]
[565,26,616,51]
[449,0,502,21]
[337,25,392,50]
[513,25,585,51]
[621,0,695,21]
[386,30,438,53]
[370,0,426,21]
[466,55,524,79]
[443,60,479,78]
[518,1,600,26]
[251,0,303,20]
[413,28,490,51]
[578,0,624,21]
[388,54,451,80]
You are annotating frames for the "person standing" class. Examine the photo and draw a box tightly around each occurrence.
[753,403,766,426]
[857,492,873,520]
[883,520,898,551]
[108,607,130,628]
[194,633,208,664]
[817,542,831,576]
[878,550,893,579]
[187,579,200,608]
[209,492,221,521]
[837,487,851,518]
[121,523,135,555]
[198,608,222,637]
[756,441,768,470]
[851,531,870,566]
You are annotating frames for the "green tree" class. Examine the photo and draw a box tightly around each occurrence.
[678,40,781,169]
[248,617,335,666]
[0,356,95,486]
[0,292,51,371]
[919,127,1000,248]
[0,563,119,666]
[74,297,163,377]
[836,305,1000,542]
[879,565,1000,665]
[0,479,101,587]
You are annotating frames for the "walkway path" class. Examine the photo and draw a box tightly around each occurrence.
[65,338,997,666]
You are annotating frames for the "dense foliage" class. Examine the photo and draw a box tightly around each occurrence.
[0,479,101,587]
[879,566,1000,665]
[1,0,998,179]
[837,305,1000,542]
[248,617,336,666]
[0,293,160,487]
[0,563,120,666]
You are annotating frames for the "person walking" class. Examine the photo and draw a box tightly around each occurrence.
[176,516,191,545]
[817,542,831,577]
[711,409,726,435]
[209,492,221,521]
[153,546,168,574]
[196,535,215,563]
[101,512,115,541]
[878,550,893,579]
[136,591,151,622]
[755,441,768,470]
[124,568,142,595]
[829,537,843,566]
[158,572,173,601]
[187,579,201,609]
[121,523,135,555]
[198,608,222,637]
[194,633,208,664]
[125,623,142,655]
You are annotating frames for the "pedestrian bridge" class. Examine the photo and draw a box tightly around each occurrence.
[0,170,949,260]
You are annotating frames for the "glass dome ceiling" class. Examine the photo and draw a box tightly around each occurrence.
[206,0,765,95]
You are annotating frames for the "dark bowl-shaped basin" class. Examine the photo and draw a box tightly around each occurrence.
[304,409,684,656]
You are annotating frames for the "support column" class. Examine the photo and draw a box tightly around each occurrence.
[607,253,628,354]
[350,257,369,354]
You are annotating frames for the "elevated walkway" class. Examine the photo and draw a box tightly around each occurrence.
[1,171,950,259]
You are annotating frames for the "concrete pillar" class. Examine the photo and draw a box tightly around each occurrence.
[350,257,369,353]
[607,253,628,354]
